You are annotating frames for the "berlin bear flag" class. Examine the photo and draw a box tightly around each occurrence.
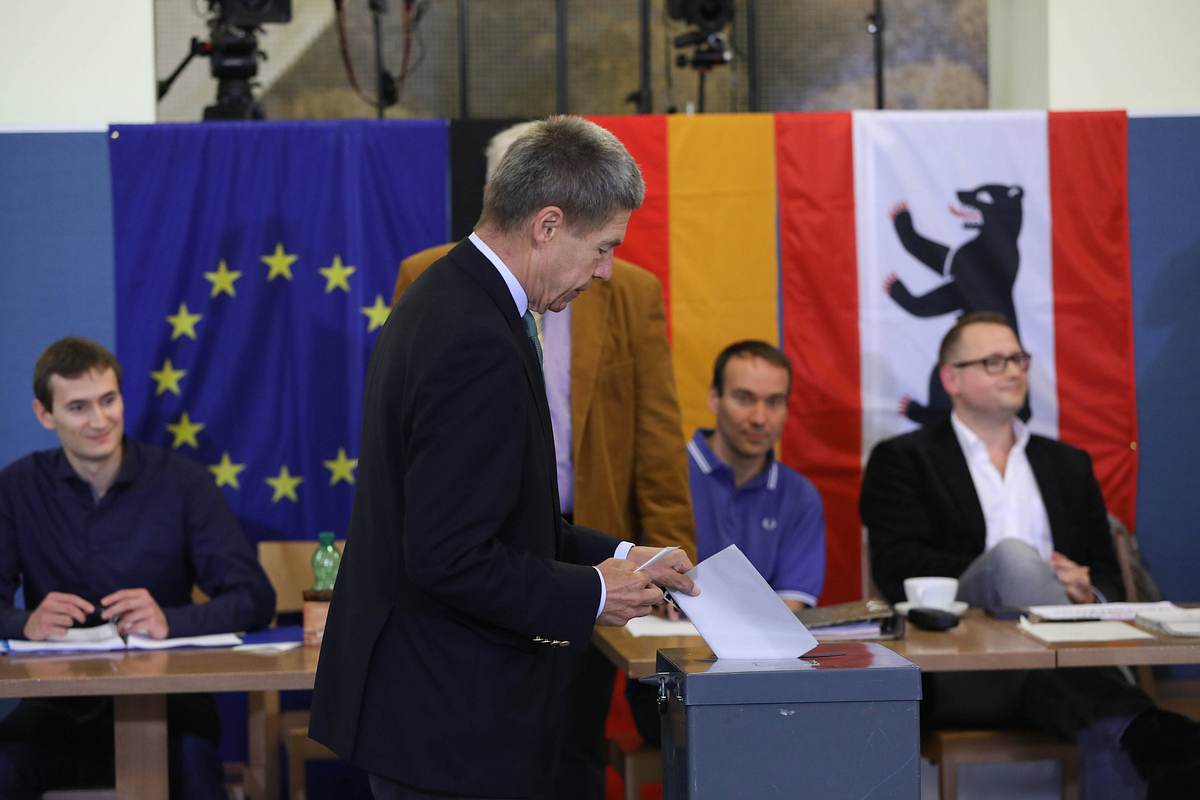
[852,110,1136,553]
[601,110,1136,601]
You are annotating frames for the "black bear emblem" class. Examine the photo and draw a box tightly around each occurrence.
[884,183,1029,425]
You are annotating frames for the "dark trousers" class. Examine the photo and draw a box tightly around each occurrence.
[369,771,534,800]
[0,694,226,800]
[551,643,615,800]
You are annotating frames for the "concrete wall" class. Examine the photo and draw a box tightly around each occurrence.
[0,0,156,126]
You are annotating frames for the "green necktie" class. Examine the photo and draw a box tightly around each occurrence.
[522,311,543,367]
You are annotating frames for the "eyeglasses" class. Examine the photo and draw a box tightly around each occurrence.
[952,352,1032,375]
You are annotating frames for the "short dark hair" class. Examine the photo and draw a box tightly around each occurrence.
[479,116,645,235]
[711,340,792,395]
[33,337,122,411]
[938,311,1020,366]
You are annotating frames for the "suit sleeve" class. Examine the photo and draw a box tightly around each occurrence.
[0,481,32,640]
[860,438,976,603]
[628,270,696,558]
[1073,449,1124,603]
[402,325,602,645]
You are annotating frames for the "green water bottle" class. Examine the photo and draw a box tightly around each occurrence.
[311,532,341,592]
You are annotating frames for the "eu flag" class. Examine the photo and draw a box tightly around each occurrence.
[109,121,449,543]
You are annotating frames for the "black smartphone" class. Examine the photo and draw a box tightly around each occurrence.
[985,606,1024,620]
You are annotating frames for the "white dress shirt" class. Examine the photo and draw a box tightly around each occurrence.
[950,412,1054,561]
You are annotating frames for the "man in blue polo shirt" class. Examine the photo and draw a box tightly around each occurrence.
[686,339,825,609]
[629,340,826,744]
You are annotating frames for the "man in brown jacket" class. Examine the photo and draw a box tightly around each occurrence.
[392,122,695,799]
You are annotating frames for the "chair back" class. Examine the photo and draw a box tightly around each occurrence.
[258,539,345,617]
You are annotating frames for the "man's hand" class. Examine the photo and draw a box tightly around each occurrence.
[23,592,94,640]
[1049,552,1095,604]
[596,558,663,627]
[100,588,169,639]
[626,546,698,598]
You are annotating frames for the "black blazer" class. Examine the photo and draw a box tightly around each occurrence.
[860,418,1122,605]
[309,239,618,797]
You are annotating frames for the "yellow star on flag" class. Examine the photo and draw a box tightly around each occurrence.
[166,411,204,449]
[361,294,391,332]
[319,254,357,293]
[266,465,303,503]
[203,259,242,298]
[149,358,187,396]
[166,303,202,341]
[262,242,298,281]
[323,447,359,486]
[209,452,246,489]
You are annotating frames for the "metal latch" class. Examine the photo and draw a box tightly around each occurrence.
[638,671,677,715]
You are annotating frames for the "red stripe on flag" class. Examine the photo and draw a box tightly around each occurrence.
[775,112,862,604]
[587,115,671,325]
[1049,111,1138,528]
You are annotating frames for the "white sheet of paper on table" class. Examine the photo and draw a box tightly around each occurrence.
[624,616,699,637]
[670,544,818,659]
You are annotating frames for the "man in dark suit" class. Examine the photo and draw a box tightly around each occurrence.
[393,121,695,800]
[308,117,696,800]
[861,310,1199,798]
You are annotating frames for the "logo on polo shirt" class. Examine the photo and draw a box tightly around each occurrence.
[761,517,778,531]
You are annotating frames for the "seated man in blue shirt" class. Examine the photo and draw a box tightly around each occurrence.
[629,340,826,743]
[0,337,276,799]
[686,339,825,609]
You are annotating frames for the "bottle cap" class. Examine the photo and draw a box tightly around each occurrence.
[318,531,335,546]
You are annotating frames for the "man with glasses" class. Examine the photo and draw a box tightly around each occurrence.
[861,310,1199,796]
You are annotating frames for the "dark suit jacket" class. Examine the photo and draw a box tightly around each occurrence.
[309,239,618,797]
[860,418,1122,605]
[394,244,695,556]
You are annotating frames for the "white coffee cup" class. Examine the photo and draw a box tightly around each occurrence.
[903,577,959,610]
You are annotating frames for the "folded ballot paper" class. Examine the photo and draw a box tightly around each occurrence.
[2,623,241,654]
[669,544,818,659]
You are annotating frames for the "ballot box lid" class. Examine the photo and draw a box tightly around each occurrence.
[655,641,920,707]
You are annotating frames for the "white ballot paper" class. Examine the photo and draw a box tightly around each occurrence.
[670,544,818,659]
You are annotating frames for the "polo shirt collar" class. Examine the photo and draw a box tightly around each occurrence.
[688,429,779,490]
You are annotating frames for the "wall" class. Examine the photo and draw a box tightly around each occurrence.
[990,0,1200,111]
[0,0,156,126]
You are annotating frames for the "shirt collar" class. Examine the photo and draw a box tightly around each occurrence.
[53,437,141,488]
[469,231,527,318]
[950,411,1029,461]
[688,429,779,490]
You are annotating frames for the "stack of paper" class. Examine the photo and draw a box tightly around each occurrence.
[2,623,242,653]
[1018,617,1154,643]
[1026,601,1177,622]
[1135,607,1200,637]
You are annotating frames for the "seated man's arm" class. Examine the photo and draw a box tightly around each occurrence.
[860,438,975,603]
[1075,448,1124,603]
[167,471,276,638]
[774,477,826,611]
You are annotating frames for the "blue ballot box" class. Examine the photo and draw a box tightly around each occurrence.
[653,641,921,799]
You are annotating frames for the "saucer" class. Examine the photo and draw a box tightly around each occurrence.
[894,600,968,617]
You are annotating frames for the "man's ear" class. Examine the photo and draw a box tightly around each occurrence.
[32,398,56,431]
[708,386,720,416]
[531,206,564,245]
[938,363,958,399]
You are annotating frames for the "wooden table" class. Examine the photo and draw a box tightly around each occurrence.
[593,610,1200,678]
[0,645,318,799]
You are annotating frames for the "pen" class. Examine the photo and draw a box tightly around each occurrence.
[633,546,679,573]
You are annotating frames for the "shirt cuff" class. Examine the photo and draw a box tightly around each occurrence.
[595,541,637,619]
